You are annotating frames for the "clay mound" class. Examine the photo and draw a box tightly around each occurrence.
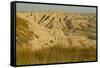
[16,11,96,51]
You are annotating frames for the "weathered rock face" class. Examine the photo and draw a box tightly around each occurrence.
[16,11,96,51]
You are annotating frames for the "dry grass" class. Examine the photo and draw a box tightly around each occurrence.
[16,45,96,65]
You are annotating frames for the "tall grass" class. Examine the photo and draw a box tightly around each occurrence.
[16,45,96,65]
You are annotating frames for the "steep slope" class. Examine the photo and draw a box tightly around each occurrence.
[16,11,96,49]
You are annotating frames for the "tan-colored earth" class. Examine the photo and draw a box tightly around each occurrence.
[16,11,96,65]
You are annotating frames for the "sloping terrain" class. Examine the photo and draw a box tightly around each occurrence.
[16,11,96,65]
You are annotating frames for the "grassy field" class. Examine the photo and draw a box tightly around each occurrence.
[16,45,96,65]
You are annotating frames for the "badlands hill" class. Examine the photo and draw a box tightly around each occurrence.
[16,11,96,65]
